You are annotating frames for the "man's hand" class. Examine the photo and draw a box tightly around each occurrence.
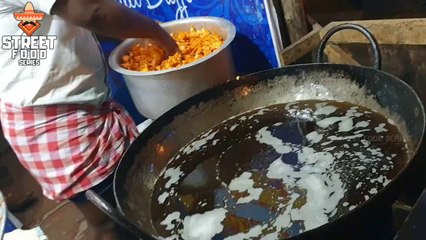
[51,0,178,57]
[151,30,179,58]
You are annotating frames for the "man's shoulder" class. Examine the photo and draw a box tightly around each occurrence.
[0,2,19,14]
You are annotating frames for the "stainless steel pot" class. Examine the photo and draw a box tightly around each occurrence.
[109,17,236,119]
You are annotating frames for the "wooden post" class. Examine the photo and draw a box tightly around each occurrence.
[281,0,308,43]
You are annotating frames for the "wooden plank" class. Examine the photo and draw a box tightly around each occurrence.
[306,14,317,27]
[280,26,321,65]
[281,0,308,43]
[320,18,426,45]
[323,44,361,66]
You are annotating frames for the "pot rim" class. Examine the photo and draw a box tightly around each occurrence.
[108,16,236,77]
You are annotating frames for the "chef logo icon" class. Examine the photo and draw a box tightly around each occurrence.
[13,2,45,36]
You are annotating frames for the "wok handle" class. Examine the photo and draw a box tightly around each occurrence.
[85,190,156,240]
[316,23,382,70]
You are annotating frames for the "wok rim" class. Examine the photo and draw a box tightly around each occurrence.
[114,63,426,239]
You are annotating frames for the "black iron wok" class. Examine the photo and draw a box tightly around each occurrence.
[87,24,425,240]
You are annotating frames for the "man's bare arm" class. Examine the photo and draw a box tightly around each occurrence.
[51,0,178,55]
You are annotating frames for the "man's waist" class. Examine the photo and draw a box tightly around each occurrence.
[0,91,109,108]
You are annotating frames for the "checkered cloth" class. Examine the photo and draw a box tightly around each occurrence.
[0,100,139,201]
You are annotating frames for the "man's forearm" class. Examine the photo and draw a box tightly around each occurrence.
[52,0,168,41]
[83,1,168,41]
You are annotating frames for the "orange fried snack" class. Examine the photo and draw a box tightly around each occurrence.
[121,27,224,72]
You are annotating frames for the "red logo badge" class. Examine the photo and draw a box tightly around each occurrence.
[13,2,45,36]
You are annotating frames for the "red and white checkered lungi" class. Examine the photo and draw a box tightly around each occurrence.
[0,100,139,201]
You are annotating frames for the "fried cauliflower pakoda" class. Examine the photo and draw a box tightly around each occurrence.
[121,27,224,72]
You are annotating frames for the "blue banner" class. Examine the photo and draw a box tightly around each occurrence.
[102,0,280,122]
